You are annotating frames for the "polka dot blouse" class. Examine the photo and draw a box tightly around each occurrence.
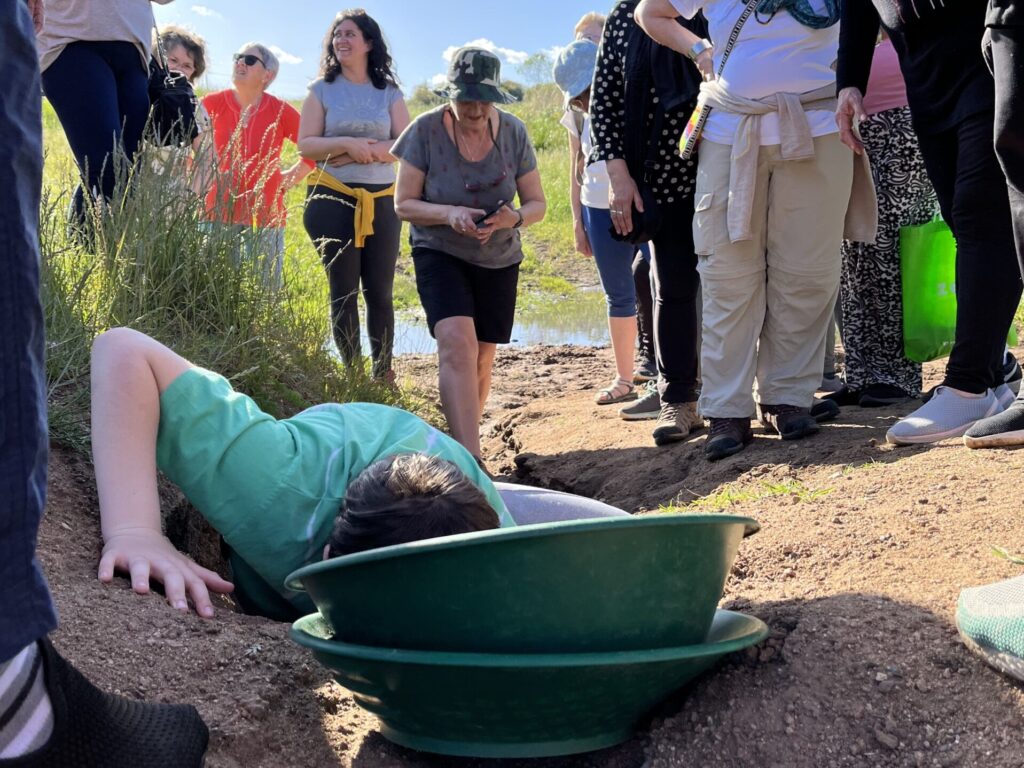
[589,1,699,205]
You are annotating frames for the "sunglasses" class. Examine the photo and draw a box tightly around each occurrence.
[233,53,265,68]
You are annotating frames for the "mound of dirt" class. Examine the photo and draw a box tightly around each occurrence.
[39,345,1024,767]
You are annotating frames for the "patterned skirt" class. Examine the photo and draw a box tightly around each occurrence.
[839,105,939,395]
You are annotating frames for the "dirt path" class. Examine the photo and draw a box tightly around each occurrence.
[40,345,1024,767]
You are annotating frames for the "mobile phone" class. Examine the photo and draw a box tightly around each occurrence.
[474,200,506,226]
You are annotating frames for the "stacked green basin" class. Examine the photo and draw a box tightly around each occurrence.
[286,514,764,757]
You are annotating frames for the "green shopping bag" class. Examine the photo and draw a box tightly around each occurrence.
[900,217,1017,363]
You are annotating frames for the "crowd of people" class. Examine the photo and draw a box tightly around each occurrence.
[3,0,1024,763]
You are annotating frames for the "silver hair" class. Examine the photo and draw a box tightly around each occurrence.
[238,42,279,81]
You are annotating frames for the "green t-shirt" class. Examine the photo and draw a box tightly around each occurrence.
[155,368,513,614]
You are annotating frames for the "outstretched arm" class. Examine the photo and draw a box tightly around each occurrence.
[91,328,234,616]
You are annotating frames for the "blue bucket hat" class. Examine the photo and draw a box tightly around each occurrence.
[552,39,598,110]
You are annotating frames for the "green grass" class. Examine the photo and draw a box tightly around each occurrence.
[40,102,431,449]
[39,85,586,449]
[661,480,834,514]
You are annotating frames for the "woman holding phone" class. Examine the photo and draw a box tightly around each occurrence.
[393,47,546,464]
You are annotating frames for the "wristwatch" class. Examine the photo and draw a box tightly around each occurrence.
[512,208,524,229]
[687,38,713,62]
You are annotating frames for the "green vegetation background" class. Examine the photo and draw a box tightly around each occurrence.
[39,84,594,448]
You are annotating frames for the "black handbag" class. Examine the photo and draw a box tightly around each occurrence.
[147,35,199,148]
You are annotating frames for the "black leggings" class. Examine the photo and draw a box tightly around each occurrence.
[303,183,401,377]
[916,110,1022,393]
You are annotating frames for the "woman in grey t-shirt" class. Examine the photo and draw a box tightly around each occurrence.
[298,10,410,382]
[392,47,546,461]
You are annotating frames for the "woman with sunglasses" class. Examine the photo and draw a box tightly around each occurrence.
[200,42,314,288]
[393,46,546,463]
[298,10,409,383]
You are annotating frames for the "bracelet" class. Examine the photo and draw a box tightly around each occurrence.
[687,38,713,62]
[513,208,524,229]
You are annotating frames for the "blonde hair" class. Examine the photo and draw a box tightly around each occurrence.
[574,12,606,40]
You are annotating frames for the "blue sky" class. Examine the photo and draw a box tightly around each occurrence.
[154,1,608,99]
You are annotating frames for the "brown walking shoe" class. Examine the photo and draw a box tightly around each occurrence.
[652,401,703,446]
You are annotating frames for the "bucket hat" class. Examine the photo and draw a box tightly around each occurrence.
[433,47,518,104]
[552,39,598,109]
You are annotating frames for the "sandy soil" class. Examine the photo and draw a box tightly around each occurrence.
[40,344,1024,767]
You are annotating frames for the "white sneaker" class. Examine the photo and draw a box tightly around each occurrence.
[886,386,1001,445]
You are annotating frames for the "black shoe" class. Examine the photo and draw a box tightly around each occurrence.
[810,397,840,423]
[8,637,209,767]
[758,404,819,440]
[822,385,861,407]
[858,383,913,408]
[1004,351,1021,394]
[964,400,1024,448]
[705,417,753,461]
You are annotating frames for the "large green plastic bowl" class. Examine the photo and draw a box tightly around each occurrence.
[285,514,758,653]
[291,608,767,758]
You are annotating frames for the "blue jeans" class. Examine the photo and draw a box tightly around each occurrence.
[582,205,637,318]
[41,40,150,228]
[0,0,57,663]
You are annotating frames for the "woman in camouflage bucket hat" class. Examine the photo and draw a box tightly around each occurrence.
[392,46,546,464]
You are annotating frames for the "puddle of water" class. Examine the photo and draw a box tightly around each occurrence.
[356,290,611,356]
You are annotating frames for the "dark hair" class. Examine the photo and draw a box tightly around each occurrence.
[319,9,399,89]
[155,25,207,83]
[326,454,499,559]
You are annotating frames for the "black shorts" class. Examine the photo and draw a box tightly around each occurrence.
[412,247,520,344]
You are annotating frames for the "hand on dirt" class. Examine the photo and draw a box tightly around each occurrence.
[99,529,234,618]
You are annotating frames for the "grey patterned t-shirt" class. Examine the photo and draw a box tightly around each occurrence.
[391,105,538,269]
[309,76,403,185]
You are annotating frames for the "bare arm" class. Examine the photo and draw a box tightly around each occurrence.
[92,329,234,617]
[394,159,484,232]
[370,96,412,163]
[474,168,546,245]
[566,127,592,257]
[636,0,703,55]
[296,93,356,162]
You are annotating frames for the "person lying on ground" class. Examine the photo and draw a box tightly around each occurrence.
[90,328,512,620]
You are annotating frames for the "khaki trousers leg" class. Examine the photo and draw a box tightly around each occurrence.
[695,135,853,418]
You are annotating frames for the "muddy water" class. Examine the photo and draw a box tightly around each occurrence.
[359,290,612,356]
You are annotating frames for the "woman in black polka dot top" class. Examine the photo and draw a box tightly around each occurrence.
[590,0,708,447]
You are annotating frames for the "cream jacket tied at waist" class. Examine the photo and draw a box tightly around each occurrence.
[698,81,877,245]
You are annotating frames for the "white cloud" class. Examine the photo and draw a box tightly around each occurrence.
[441,39,529,67]
[268,45,302,66]
[191,5,222,18]
[429,73,448,89]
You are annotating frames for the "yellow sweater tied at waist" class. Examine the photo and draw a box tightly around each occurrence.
[307,170,395,248]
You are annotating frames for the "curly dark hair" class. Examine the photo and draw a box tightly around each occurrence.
[319,9,399,90]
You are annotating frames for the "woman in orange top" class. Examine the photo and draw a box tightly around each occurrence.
[201,42,314,288]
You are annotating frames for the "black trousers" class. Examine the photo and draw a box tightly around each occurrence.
[916,110,1023,392]
[632,250,655,365]
[303,183,401,378]
[987,25,1024,276]
[649,196,701,404]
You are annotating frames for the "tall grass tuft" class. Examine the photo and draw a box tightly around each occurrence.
[40,128,423,450]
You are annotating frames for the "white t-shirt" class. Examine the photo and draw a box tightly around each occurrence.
[559,110,610,210]
[669,0,839,146]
